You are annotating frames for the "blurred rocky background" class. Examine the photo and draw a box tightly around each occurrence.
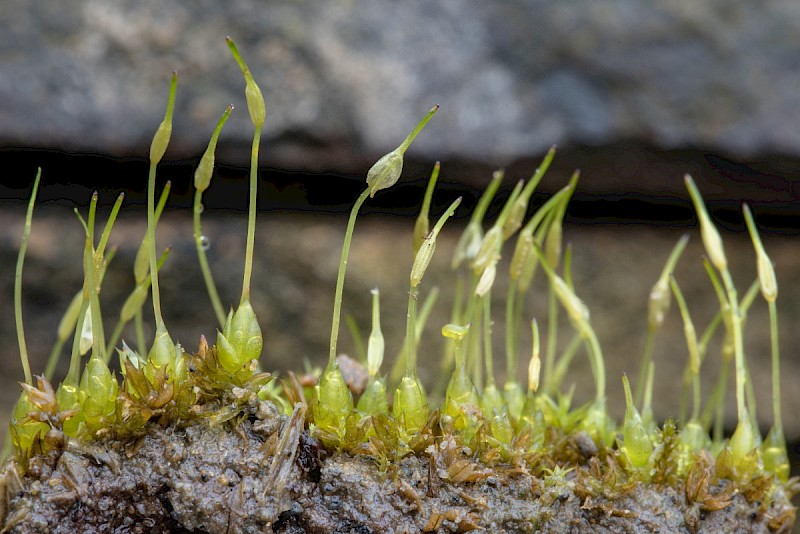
[2,0,800,486]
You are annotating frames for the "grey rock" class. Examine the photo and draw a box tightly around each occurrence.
[1,0,800,169]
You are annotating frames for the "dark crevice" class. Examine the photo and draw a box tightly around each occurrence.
[2,142,799,234]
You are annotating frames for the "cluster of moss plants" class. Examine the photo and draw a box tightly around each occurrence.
[4,39,797,529]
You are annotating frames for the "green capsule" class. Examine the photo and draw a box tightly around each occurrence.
[502,146,555,240]
[490,411,514,446]
[676,419,708,475]
[685,175,727,272]
[761,426,789,483]
[367,105,439,198]
[79,355,118,433]
[509,231,533,281]
[313,363,354,439]
[503,381,525,424]
[451,222,483,270]
[543,215,562,270]
[444,364,479,421]
[410,197,462,287]
[480,382,505,419]
[393,375,429,434]
[647,278,670,331]
[357,376,389,416]
[413,162,440,255]
[471,226,502,274]
[474,261,497,297]
[582,398,611,447]
[195,105,234,192]
[620,375,652,469]
[217,298,263,374]
[410,238,436,288]
[366,150,404,198]
[729,415,758,474]
[227,38,265,128]
[56,382,81,437]
[366,289,385,377]
[519,394,546,451]
[10,392,48,458]
[149,73,177,165]
[120,284,149,323]
[147,323,186,383]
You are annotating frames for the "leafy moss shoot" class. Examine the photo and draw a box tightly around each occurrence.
[3,39,797,531]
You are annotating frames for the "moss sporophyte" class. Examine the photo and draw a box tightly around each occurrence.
[1,39,797,532]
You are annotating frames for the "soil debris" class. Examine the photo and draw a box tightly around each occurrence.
[1,396,795,533]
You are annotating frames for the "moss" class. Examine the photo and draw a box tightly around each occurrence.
[1,38,797,532]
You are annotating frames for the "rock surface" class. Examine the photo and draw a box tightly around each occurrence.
[3,0,800,169]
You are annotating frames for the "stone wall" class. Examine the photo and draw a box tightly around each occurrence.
[3,1,800,176]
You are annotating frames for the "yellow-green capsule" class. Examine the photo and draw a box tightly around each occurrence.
[227,38,265,128]
[410,197,462,287]
[543,214,562,270]
[685,175,727,272]
[620,375,652,469]
[444,364,479,422]
[410,238,436,288]
[528,319,541,393]
[120,284,149,323]
[147,323,186,383]
[502,146,556,240]
[729,415,757,474]
[78,307,93,356]
[442,323,470,341]
[366,289,384,377]
[451,222,483,270]
[551,274,589,332]
[490,412,514,446]
[10,392,49,458]
[149,73,177,165]
[79,355,118,433]
[509,231,533,281]
[313,363,354,438]
[503,381,525,424]
[647,235,689,331]
[393,375,429,434]
[743,204,777,302]
[480,382,505,419]
[413,162,440,255]
[647,278,670,332]
[356,376,389,416]
[676,419,708,475]
[474,261,497,297]
[471,226,502,274]
[367,105,439,198]
[217,298,263,374]
[195,105,234,193]
[761,426,789,483]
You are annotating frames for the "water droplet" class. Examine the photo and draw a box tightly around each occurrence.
[200,235,211,251]
[198,203,204,214]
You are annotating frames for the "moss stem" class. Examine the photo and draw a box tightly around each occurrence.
[329,187,371,367]
[241,125,261,303]
[15,169,41,385]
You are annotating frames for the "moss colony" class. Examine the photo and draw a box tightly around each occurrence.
[1,39,797,533]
